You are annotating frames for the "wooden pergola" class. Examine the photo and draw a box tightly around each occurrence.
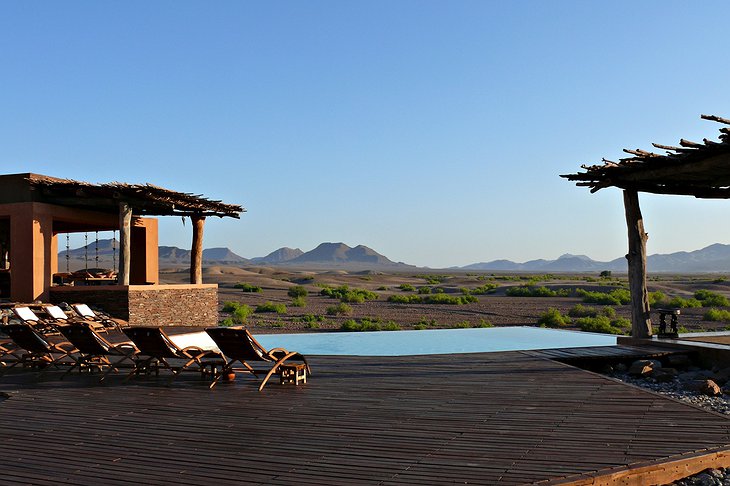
[561,114,730,338]
[25,175,244,286]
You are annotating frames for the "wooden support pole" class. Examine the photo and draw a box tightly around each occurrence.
[623,189,652,338]
[118,202,132,286]
[190,215,205,284]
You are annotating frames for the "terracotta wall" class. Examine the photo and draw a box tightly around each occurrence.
[50,284,218,327]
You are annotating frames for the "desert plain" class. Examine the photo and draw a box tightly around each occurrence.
[158,264,730,335]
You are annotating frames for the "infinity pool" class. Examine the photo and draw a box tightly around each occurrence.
[248,327,617,356]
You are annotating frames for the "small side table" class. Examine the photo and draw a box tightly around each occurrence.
[279,363,307,386]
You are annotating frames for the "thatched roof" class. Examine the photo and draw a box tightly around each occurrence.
[561,115,730,198]
[26,174,244,218]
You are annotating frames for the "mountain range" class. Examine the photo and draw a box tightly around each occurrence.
[461,243,730,273]
[60,239,730,272]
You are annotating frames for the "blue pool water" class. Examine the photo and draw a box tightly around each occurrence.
[252,326,617,356]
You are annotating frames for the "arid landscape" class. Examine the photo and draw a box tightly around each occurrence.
[159,265,730,335]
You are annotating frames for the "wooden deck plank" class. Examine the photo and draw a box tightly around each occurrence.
[0,347,728,484]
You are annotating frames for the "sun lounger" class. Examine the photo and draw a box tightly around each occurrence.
[123,327,224,384]
[58,322,138,382]
[70,303,125,332]
[0,323,76,375]
[12,306,59,335]
[0,339,22,366]
[44,304,109,334]
[205,327,310,391]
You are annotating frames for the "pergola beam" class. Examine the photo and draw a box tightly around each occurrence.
[118,202,132,286]
[190,215,205,285]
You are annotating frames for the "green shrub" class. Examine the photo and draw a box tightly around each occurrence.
[287,285,308,298]
[326,303,353,316]
[398,284,416,292]
[537,308,571,328]
[320,285,377,303]
[470,283,499,295]
[417,286,432,294]
[221,301,252,324]
[255,302,287,314]
[219,317,236,327]
[413,324,427,330]
[415,317,438,327]
[416,274,447,284]
[568,304,599,318]
[475,319,494,328]
[305,321,320,329]
[377,286,388,291]
[667,296,702,308]
[648,291,666,307]
[340,317,400,332]
[602,306,617,318]
[291,296,306,307]
[234,283,263,293]
[704,308,730,321]
[575,315,627,335]
[300,314,323,323]
[576,288,631,305]
[695,289,730,307]
[454,321,471,328]
[506,285,569,297]
[388,294,477,305]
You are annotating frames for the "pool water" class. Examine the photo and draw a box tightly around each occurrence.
[251,327,617,356]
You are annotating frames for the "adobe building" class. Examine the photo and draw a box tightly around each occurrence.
[0,173,243,326]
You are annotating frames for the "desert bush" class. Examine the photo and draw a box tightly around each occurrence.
[695,289,730,307]
[537,308,571,328]
[417,286,432,294]
[291,296,306,307]
[416,274,447,284]
[506,285,569,298]
[320,285,377,303]
[219,318,236,327]
[470,283,499,295]
[475,319,494,328]
[326,303,353,316]
[235,283,263,293]
[341,317,400,332]
[377,286,388,291]
[300,314,323,323]
[398,284,416,292]
[576,288,631,305]
[648,291,666,307]
[602,306,617,318]
[574,315,627,335]
[255,302,287,314]
[568,304,599,318]
[287,285,308,298]
[600,270,612,278]
[221,301,252,324]
[704,308,730,321]
[454,321,471,328]
[666,296,702,308]
[388,294,476,305]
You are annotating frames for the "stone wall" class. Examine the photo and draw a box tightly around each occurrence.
[50,284,218,327]
[128,286,218,327]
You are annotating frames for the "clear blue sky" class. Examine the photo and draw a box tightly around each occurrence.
[2,1,729,268]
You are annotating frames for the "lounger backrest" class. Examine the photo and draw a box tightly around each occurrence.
[5,324,52,353]
[205,328,267,362]
[59,324,110,355]
[45,305,69,321]
[124,327,181,359]
[72,304,96,319]
[13,307,41,323]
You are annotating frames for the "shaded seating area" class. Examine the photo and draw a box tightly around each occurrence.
[206,327,311,391]
[123,327,224,384]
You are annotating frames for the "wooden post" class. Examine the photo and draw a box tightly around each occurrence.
[623,189,652,338]
[190,215,205,284]
[118,202,132,286]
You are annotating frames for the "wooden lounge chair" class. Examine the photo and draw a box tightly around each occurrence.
[57,322,138,382]
[12,306,59,335]
[44,304,109,334]
[70,303,125,332]
[0,323,76,375]
[205,327,310,391]
[0,339,22,366]
[123,327,223,384]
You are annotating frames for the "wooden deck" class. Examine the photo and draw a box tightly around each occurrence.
[1,347,729,485]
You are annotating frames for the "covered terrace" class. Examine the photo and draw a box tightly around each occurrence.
[562,114,730,338]
[0,173,243,326]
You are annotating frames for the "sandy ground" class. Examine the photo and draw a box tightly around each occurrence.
[159,266,730,334]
